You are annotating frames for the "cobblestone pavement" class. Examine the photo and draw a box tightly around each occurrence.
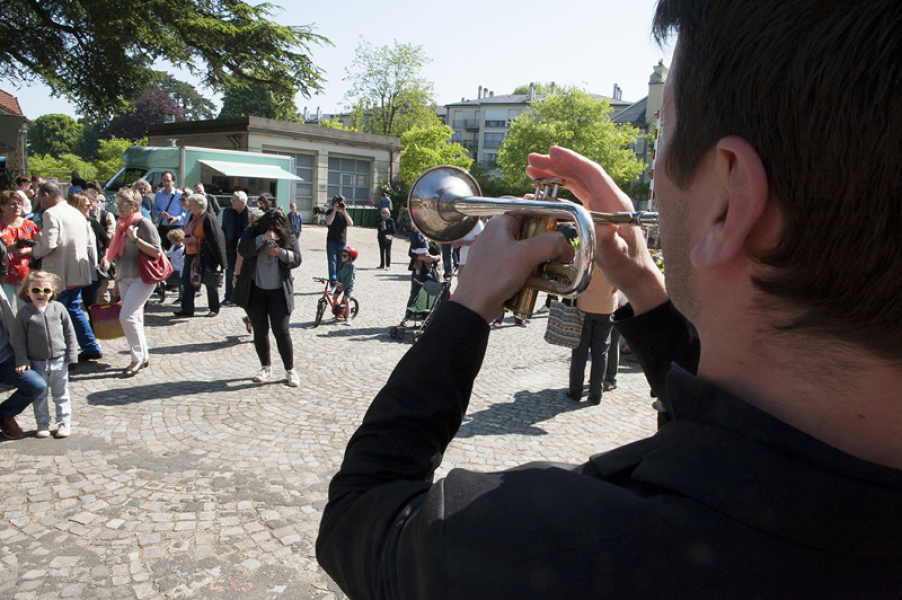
[0,226,658,600]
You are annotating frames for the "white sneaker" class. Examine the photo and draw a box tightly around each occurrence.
[253,366,272,382]
[36,423,51,438]
[55,422,70,438]
[286,369,300,387]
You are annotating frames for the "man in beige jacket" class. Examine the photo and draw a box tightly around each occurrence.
[33,183,102,361]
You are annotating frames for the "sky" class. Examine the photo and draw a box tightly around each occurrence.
[2,0,674,121]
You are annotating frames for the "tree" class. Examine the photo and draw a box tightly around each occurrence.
[399,124,472,187]
[93,137,146,182]
[150,73,216,121]
[512,82,553,95]
[28,153,93,180]
[218,83,301,122]
[1,0,330,119]
[109,90,186,140]
[28,114,84,159]
[343,39,438,137]
[496,87,646,193]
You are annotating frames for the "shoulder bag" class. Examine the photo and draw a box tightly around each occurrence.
[137,224,173,284]
[544,300,585,349]
[196,240,224,288]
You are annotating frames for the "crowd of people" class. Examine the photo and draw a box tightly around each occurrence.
[0,171,319,439]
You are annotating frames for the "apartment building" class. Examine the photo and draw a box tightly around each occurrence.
[444,83,632,170]
[611,61,669,182]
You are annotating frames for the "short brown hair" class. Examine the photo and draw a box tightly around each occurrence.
[653,1,902,360]
[167,228,185,244]
[19,271,61,303]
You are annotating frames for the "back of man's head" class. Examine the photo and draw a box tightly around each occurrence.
[653,0,902,360]
[38,182,62,200]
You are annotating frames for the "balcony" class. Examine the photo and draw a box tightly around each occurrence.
[461,140,478,149]
[451,118,481,131]
[484,120,508,128]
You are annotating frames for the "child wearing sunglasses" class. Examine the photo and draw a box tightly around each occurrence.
[11,271,78,438]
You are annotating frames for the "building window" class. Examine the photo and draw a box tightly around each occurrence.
[483,153,497,169]
[484,132,505,149]
[327,157,371,205]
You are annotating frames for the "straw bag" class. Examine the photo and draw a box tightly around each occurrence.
[88,302,125,339]
[544,301,585,349]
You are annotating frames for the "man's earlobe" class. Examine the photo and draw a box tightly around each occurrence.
[691,136,769,270]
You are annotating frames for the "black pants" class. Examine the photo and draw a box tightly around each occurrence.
[180,254,221,316]
[245,282,293,370]
[378,238,392,268]
[225,251,238,301]
[569,312,614,400]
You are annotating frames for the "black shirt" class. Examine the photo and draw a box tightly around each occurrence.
[317,301,902,599]
[326,210,348,245]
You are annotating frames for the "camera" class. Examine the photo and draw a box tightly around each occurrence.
[15,238,36,249]
[265,240,279,250]
[338,202,346,209]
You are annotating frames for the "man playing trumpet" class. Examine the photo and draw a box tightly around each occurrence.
[317,1,902,597]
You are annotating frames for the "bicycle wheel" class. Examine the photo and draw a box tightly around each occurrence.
[348,298,360,320]
[314,298,327,327]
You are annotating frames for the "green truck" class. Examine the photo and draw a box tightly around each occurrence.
[103,145,301,212]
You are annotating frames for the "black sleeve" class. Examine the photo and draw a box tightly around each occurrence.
[203,214,228,268]
[0,239,8,283]
[613,300,700,417]
[317,301,490,598]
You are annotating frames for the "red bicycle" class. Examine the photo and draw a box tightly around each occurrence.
[312,277,359,327]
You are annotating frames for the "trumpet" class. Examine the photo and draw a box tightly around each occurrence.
[408,166,658,319]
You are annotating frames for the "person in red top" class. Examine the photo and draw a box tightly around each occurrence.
[0,191,40,308]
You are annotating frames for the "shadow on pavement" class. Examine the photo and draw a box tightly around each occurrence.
[456,388,582,438]
[85,377,266,406]
[141,335,248,356]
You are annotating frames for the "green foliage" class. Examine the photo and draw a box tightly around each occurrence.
[1,0,330,119]
[218,82,301,121]
[497,87,646,193]
[28,114,84,159]
[512,82,553,95]
[319,118,354,131]
[469,162,525,199]
[343,39,438,137]
[93,138,146,182]
[399,125,472,187]
[27,153,93,180]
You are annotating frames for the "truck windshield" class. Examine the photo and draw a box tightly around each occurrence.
[105,167,147,192]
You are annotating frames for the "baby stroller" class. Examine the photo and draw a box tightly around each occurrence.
[390,273,452,344]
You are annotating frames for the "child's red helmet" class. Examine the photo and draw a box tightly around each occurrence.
[343,246,358,262]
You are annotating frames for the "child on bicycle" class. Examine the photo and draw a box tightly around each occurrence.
[333,246,357,320]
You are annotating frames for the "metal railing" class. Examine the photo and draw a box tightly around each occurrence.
[484,120,508,128]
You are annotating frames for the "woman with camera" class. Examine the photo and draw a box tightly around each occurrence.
[324,194,353,282]
[233,210,302,387]
[0,190,40,308]
[174,194,227,318]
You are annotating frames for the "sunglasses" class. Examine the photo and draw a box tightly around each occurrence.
[29,287,53,295]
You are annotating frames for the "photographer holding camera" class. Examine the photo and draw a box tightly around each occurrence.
[324,195,353,284]
[233,209,302,387]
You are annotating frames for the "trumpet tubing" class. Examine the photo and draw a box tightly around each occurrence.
[407,165,656,317]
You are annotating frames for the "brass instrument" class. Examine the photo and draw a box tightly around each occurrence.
[407,165,658,319]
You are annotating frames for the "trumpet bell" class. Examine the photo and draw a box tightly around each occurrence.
[408,166,485,243]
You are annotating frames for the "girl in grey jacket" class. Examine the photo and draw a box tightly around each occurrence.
[12,271,78,438]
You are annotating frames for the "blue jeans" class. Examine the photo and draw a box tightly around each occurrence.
[57,287,102,356]
[326,241,344,280]
[0,352,47,419]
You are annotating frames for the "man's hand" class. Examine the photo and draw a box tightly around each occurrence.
[526,146,667,314]
[15,365,29,375]
[160,211,170,222]
[452,215,572,323]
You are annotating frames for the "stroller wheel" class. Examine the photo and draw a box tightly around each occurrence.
[389,326,398,339]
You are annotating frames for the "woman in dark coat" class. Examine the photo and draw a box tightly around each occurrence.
[174,194,227,318]
[233,210,302,387]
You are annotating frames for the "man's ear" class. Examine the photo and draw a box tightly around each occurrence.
[691,136,769,270]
